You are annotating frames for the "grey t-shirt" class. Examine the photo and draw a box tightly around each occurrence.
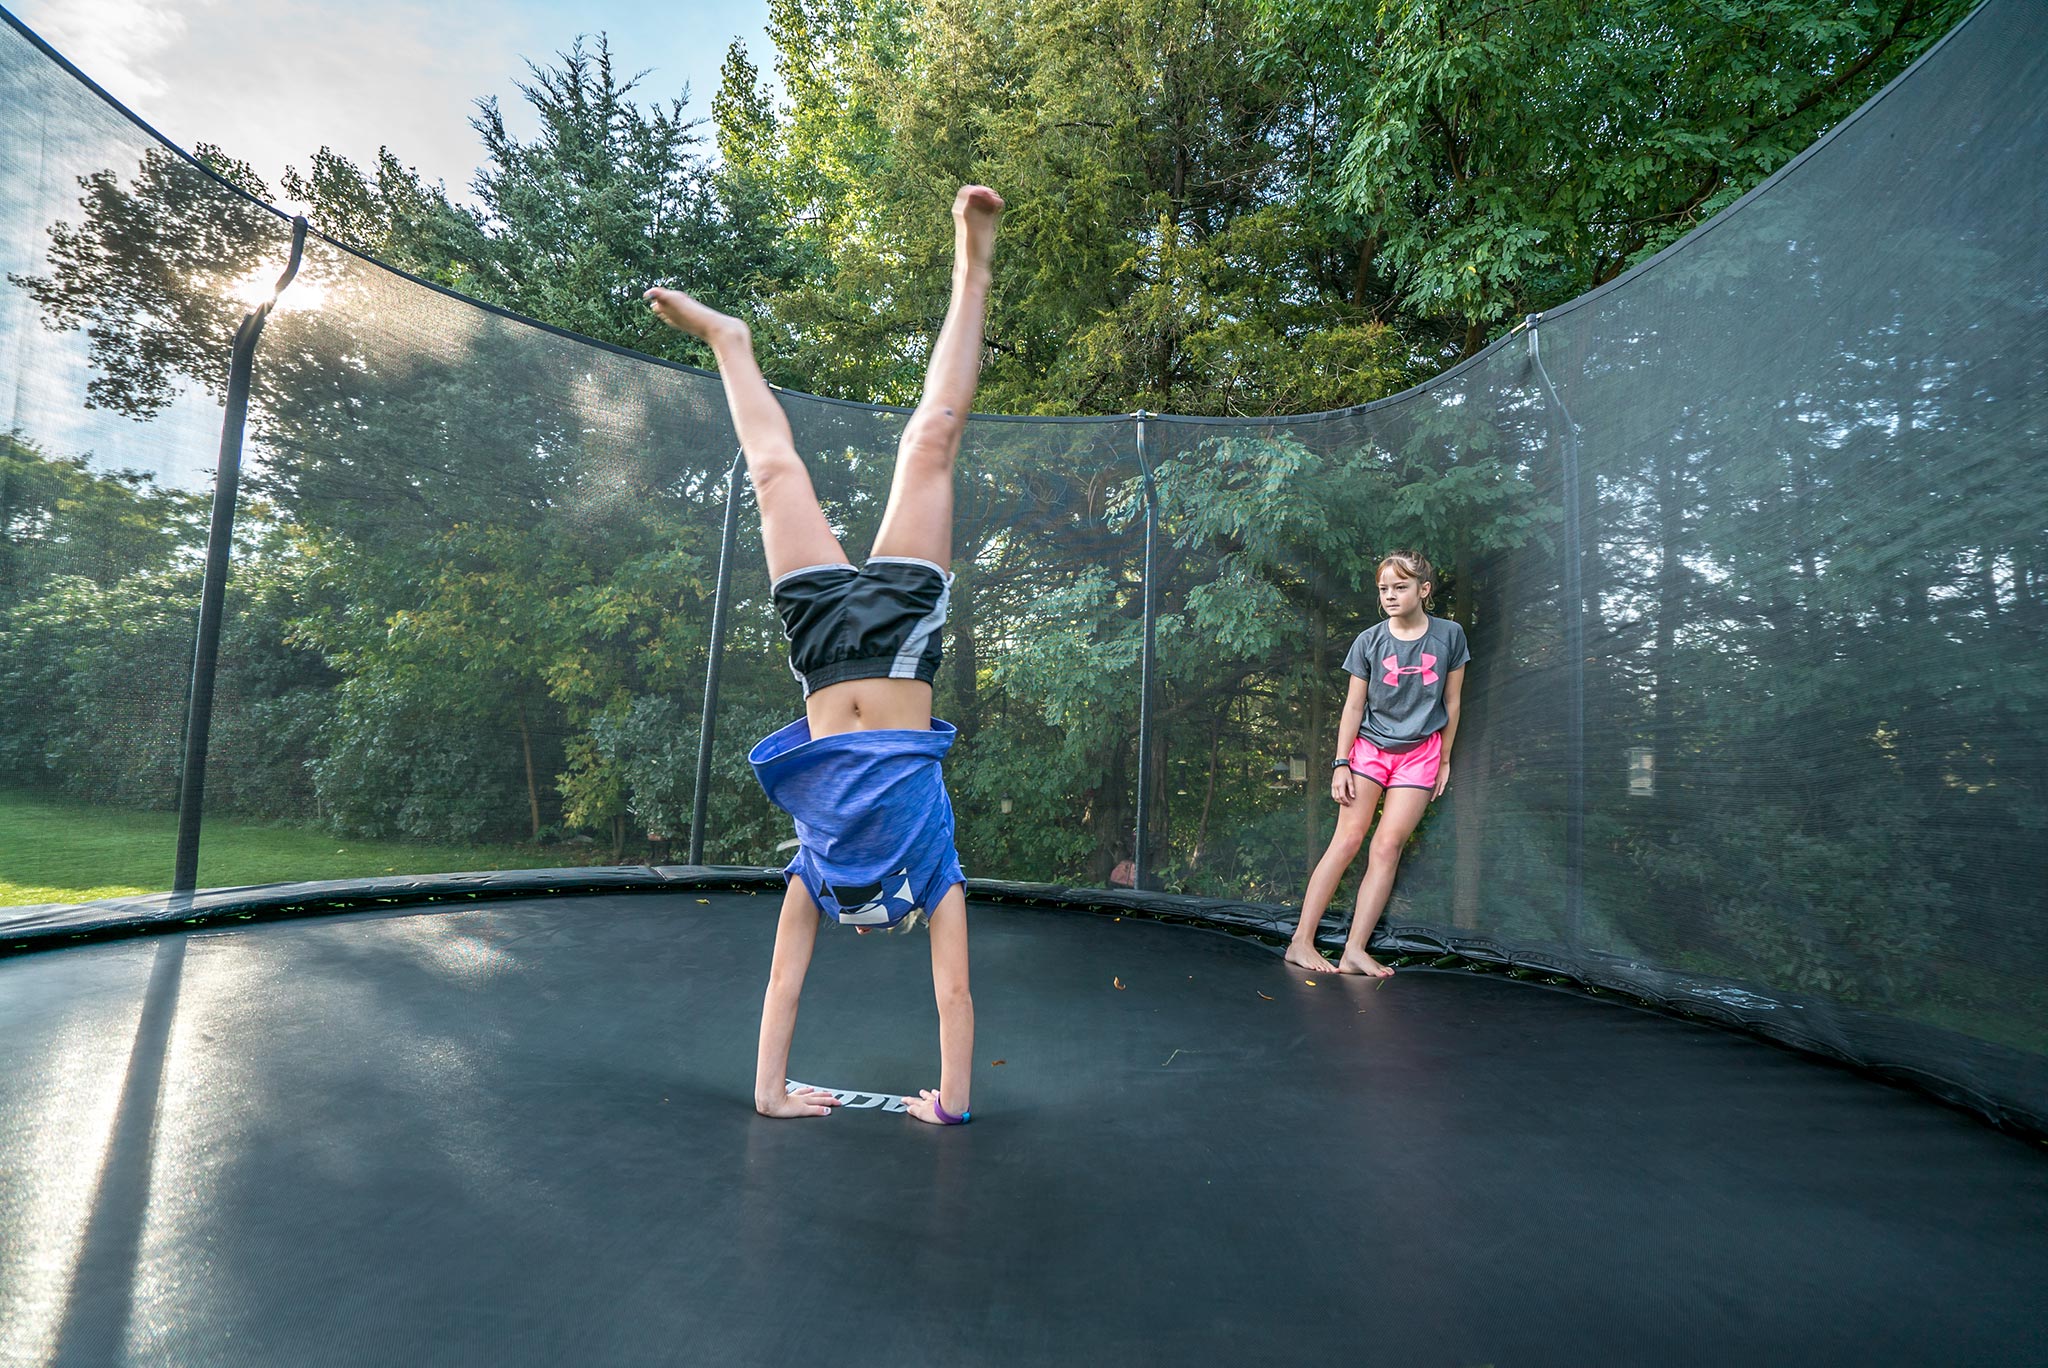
[1341,616,1471,749]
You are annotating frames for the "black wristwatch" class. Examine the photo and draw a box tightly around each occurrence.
[1330,757,1350,770]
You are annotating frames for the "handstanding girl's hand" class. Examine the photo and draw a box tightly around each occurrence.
[1331,766,1356,806]
[902,1088,966,1126]
[757,1085,843,1119]
[1433,759,1452,801]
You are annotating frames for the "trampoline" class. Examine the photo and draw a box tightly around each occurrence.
[6,0,2048,1362]
[4,888,2046,1366]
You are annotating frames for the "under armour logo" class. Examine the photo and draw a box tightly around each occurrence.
[1382,652,1438,687]
[830,869,918,924]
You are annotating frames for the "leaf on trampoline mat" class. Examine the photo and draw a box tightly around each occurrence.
[1113,977,1125,989]
[1304,978,1318,985]
[1257,991,1274,1000]
[990,1060,1005,1066]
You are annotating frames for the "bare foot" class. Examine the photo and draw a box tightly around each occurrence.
[902,1088,968,1126]
[1337,950,1395,979]
[1284,941,1337,973]
[643,286,748,348]
[953,185,1004,275]
[756,1085,842,1119]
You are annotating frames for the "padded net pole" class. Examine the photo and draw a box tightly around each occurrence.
[172,217,306,896]
[688,448,746,866]
[1528,317,1586,941]
[1134,412,1159,890]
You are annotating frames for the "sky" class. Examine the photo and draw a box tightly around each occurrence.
[4,0,774,487]
[11,0,776,207]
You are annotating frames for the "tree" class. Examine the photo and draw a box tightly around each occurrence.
[0,432,209,606]
[279,147,489,287]
[0,433,212,803]
[749,0,1414,414]
[1262,0,1974,355]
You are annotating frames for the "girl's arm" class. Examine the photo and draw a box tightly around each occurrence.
[906,884,973,1125]
[1435,665,1466,800]
[755,880,842,1118]
[1331,674,1369,805]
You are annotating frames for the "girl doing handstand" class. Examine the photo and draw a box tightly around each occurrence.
[644,185,1003,1124]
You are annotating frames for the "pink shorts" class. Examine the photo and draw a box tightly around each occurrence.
[1345,731,1442,790]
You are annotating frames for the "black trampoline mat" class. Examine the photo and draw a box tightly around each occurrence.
[3,891,2044,1367]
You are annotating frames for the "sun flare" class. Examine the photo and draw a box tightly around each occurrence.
[212,263,327,314]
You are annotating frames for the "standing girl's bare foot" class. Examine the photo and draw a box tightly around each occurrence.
[1284,941,1337,974]
[1337,950,1395,978]
[643,286,748,348]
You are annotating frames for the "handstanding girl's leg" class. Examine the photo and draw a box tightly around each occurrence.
[1337,787,1432,978]
[1286,784,1380,972]
[903,883,974,1126]
[643,289,847,583]
[753,877,844,1118]
[869,186,1004,571]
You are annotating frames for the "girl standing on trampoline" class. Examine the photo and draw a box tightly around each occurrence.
[644,185,1003,1125]
[1286,551,1468,977]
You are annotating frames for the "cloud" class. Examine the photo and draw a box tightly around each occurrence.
[13,0,193,101]
[13,0,772,213]
[176,0,558,202]
[13,0,546,204]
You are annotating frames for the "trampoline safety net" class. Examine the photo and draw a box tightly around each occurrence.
[0,1,2043,1131]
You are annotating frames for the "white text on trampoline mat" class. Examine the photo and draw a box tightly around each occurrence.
[786,1080,909,1113]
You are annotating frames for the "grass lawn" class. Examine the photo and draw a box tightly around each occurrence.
[0,790,575,908]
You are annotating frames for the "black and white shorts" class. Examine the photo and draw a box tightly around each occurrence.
[771,556,951,696]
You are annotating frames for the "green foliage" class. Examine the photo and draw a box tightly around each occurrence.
[0,569,193,805]
[711,40,776,181]
[306,680,532,843]
[9,147,290,416]
[746,0,1414,413]
[279,146,488,285]
[466,36,715,350]
[0,439,214,805]
[0,454,336,820]
[1262,0,1973,348]
[0,431,209,605]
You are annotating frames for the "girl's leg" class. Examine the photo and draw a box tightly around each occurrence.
[643,289,847,584]
[1338,787,1433,978]
[753,878,843,1118]
[1286,780,1383,971]
[903,884,973,1125]
[869,187,1004,572]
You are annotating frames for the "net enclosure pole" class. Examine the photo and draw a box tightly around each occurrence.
[1133,411,1160,890]
[172,217,307,896]
[1528,316,1586,941]
[688,447,746,865]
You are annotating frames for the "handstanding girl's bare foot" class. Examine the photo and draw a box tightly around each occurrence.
[1338,950,1395,978]
[1284,940,1337,974]
[643,286,749,349]
[953,186,1004,277]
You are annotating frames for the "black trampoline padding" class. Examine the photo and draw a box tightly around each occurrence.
[3,891,2044,1367]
